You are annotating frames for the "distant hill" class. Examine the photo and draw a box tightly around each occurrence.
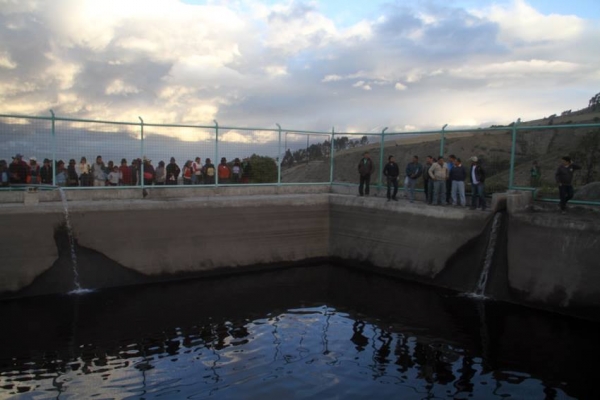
[282,106,600,198]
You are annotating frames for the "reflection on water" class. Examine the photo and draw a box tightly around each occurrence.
[0,265,598,399]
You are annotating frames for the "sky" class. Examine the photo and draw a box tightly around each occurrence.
[1,0,599,136]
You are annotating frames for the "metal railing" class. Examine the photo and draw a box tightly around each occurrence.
[1,111,599,206]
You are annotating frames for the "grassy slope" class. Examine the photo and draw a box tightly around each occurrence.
[282,107,600,193]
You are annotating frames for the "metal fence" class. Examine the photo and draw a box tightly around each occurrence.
[1,111,599,205]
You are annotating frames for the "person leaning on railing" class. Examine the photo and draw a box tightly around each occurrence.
[40,158,53,184]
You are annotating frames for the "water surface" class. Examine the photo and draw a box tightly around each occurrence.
[1,265,598,399]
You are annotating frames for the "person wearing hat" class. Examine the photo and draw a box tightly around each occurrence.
[232,158,242,183]
[469,156,486,211]
[218,157,231,184]
[9,153,28,184]
[166,157,180,185]
[357,151,373,196]
[142,157,155,186]
[40,158,53,184]
[28,156,40,184]
[67,159,79,186]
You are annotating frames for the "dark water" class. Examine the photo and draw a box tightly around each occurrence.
[0,265,598,399]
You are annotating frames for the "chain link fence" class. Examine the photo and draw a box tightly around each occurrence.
[1,112,599,205]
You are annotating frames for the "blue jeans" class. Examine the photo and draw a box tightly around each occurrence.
[432,180,445,205]
[451,180,466,206]
[471,183,486,209]
[406,178,417,202]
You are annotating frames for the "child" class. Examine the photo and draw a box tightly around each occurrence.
[107,166,121,186]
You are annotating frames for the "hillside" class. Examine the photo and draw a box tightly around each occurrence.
[282,107,600,197]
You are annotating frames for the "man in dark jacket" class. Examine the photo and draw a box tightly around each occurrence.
[9,154,28,184]
[405,155,422,203]
[469,156,486,211]
[449,158,467,206]
[357,151,374,196]
[166,157,181,185]
[423,156,433,204]
[555,156,581,214]
[383,155,400,201]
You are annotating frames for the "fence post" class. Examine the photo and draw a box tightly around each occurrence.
[276,123,282,185]
[49,110,56,186]
[214,120,219,186]
[330,127,335,184]
[378,127,387,189]
[509,118,521,189]
[439,124,448,157]
[139,117,144,190]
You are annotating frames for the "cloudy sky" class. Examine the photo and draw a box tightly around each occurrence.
[1,0,599,135]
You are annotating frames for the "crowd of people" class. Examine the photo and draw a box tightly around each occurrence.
[0,154,253,187]
[357,151,581,213]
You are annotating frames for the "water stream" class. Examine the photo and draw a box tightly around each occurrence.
[57,188,92,295]
[471,211,503,299]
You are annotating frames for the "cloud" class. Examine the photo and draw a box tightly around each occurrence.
[0,0,598,138]
[481,0,584,44]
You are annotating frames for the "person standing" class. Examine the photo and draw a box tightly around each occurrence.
[357,151,374,196]
[450,158,467,206]
[423,156,433,204]
[218,157,231,184]
[155,161,166,185]
[28,157,40,184]
[428,156,448,205]
[383,155,400,201]
[203,158,216,184]
[77,157,91,186]
[469,156,486,211]
[530,160,541,187]
[40,158,53,185]
[555,156,581,214]
[166,157,180,185]
[232,158,242,183]
[0,160,9,187]
[66,159,79,187]
[445,154,456,204]
[9,154,28,184]
[192,157,202,184]
[405,155,422,203]
[91,155,106,186]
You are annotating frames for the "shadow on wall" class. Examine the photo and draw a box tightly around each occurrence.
[11,226,154,298]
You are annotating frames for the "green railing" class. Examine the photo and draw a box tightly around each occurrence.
[1,111,599,206]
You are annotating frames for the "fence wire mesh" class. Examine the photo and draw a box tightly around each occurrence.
[1,112,599,206]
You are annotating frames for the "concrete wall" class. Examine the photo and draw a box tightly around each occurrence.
[1,187,599,320]
[507,212,600,316]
